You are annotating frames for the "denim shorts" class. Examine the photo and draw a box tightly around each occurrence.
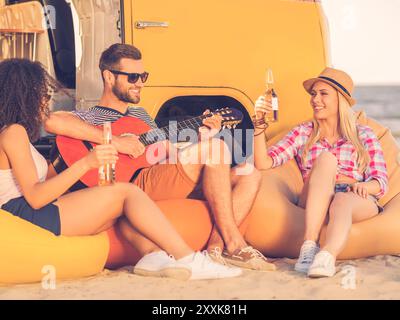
[1,196,61,235]
[334,183,384,213]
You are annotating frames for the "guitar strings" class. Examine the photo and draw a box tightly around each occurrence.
[140,114,208,146]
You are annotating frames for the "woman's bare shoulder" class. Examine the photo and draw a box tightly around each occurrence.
[0,124,29,147]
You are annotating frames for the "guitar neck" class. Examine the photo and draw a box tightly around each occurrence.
[138,114,207,146]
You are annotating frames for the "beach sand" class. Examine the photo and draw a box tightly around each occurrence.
[1,255,400,300]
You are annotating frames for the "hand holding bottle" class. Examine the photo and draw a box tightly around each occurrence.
[98,121,116,185]
[84,144,119,170]
[255,95,274,118]
[255,68,279,122]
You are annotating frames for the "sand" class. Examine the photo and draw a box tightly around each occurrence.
[1,255,400,300]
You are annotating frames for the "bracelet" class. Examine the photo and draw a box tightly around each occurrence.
[254,121,269,130]
[254,127,267,137]
[251,115,266,126]
[255,125,268,130]
[253,123,269,136]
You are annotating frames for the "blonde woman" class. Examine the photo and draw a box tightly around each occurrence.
[253,68,388,277]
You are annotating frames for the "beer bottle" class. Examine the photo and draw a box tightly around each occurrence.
[98,122,115,186]
[263,68,279,122]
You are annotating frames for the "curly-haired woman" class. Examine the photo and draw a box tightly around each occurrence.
[252,68,388,278]
[0,58,241,281]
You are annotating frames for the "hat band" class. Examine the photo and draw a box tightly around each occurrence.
[318,76,352,97]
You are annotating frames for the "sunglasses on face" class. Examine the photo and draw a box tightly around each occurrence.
[109,70,149,84]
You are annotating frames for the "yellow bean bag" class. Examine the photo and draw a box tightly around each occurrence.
[0,199,214,284]
[245,111,400,259]
[0,209,109,285]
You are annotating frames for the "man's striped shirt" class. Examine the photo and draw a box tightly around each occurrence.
[72,105,158,129]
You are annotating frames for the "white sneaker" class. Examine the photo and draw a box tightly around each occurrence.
[294,240,319,273]
[133,251,191,280]
[178,251,242,280]
[307,250,336,278]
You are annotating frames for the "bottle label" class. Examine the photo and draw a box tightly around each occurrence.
[99,164,114,185]
[272,97,279,111]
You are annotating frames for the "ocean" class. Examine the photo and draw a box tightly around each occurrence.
[353,86,400,144]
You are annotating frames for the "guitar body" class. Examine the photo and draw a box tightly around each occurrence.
[52,117,166,189]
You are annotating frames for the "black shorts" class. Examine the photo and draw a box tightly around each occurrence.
[1,196,61,235]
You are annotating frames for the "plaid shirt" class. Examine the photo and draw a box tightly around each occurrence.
[267,121,388,199]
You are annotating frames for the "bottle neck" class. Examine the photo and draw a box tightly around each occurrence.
[265,83,274,93]
[103,123,112,144]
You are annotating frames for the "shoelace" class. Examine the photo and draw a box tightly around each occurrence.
[299,245,318,264]
[210,247,223,256]
[209,247,228,265]
[199,250,211,268]
[200,250,228,269]
[239,246,268,261]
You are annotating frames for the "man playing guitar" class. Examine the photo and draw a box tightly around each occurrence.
[44,43,274,271]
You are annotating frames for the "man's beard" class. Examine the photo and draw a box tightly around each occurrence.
[112,84,140,104]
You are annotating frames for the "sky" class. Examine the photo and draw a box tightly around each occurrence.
[321,0,400,85]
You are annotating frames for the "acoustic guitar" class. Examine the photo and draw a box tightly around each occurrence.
[50,108,243,191]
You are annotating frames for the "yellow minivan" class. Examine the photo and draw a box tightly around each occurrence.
[0,0,330,156]
[124,0,330,137]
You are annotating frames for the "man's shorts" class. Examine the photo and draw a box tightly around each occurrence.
[132,163,202,201]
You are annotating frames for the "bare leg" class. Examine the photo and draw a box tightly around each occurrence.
[323,192,379,257]
[179,138,258,253]
[206,162,262,251]
[110,145,260,258]
[118,217,163,256]
[55,182,193,259]
[299,152,337,242]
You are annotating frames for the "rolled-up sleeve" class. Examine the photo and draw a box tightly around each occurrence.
[361,126,388,199]
[267,125,304,168]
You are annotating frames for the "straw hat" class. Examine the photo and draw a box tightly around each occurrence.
[303,67,356,106]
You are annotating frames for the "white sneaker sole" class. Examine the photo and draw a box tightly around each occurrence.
[134,267,191,281]
[307,267,336,278]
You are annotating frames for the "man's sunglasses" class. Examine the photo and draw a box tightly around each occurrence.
[109,70,149,84]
